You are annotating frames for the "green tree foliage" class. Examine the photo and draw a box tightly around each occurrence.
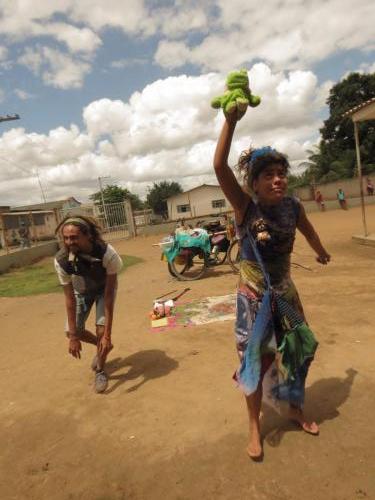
[90,184,144,210]
[146,181,183,217]
[295,72,375,186]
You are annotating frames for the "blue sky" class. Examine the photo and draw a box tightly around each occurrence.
[0,0,374,205]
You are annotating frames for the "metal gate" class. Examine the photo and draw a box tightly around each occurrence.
[59,200,135,242]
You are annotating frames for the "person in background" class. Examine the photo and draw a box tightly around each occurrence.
[337,188,348,210]
[315,190,325,212]
[18,221,31,249]
[366,177,374,196]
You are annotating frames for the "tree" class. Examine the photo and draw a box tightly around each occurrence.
[302,72,375,184]
[90,184,144,210]
[146,181,183,217]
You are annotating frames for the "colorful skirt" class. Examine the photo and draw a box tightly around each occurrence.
[234,259,314,408]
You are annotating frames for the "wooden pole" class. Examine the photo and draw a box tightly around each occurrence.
[354,121,368,236]
[29,211,37,246]
[0,213,10,254]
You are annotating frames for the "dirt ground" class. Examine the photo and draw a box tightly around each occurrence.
[1,205,375,500]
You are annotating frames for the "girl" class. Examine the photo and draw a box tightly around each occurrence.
[213,112,330,460]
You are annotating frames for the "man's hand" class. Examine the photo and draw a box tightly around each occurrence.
[69,338,82,359]
[316,252,331,265]
[98,335,113,357]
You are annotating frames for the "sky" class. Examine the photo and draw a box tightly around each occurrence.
[0,0,374,207]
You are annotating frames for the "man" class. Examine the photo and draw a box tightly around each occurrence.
[54,216,122,393]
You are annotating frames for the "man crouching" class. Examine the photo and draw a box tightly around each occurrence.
[54,216,122,393]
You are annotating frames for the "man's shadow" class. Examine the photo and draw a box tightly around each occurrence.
[105,349,179,394]
[262,368,358,447]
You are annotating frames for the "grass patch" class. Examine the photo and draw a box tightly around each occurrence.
[0,255,143,297]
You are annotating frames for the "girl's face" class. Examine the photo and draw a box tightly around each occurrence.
[252,163,287,205]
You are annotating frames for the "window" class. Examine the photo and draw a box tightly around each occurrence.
[32,213,45,226]
[211,199,226,208]
[177,204,190,213]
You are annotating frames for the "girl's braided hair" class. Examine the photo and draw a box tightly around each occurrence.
[237,146,290,191]
[55,215,105,245]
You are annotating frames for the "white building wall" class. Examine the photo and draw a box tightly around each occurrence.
[168,185,233,220]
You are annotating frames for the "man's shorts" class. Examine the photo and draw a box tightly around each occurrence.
[65,291,105,334]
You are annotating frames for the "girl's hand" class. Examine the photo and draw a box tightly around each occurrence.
[316,252,331,265]
[225,108,246,124]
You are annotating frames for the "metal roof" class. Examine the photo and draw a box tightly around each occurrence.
[343,97,375,122]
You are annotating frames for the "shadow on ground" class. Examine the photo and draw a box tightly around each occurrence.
[263,368,358,447]
[105,349,179,394]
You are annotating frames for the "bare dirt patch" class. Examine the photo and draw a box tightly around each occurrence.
[1,206,374,500]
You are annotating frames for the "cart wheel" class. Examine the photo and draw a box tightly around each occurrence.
[169,250,208,281]
[228,239,240,273]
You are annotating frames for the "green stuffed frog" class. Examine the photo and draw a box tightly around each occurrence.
[211,69,261,118]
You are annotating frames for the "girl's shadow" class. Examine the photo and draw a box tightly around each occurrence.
[104,349,179,394]
[263,368,358,447]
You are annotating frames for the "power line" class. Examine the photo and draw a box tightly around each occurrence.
[0,155,47,202]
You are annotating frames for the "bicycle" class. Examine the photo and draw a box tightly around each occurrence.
[161,220,240,280]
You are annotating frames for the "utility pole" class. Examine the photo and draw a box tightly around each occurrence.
[98,176,110,229]
[36,170,47,203]
[0,113,20,123]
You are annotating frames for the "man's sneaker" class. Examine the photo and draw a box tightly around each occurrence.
[95,371,108,393]
[91,354,98,372]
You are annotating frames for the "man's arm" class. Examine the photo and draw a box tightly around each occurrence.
[98,274,117,355]
[63,283,82,358]
[103,274,117,338]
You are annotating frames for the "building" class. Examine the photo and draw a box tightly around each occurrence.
[0,210,58,249]
[12,197,81,213]
[167,184,233,220]
[0,197,81,249]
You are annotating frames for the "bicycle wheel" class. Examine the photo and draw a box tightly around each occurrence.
[209,237,229,266]
[210,247,227,265]
[170,249,208,281]
[228,239,240,273]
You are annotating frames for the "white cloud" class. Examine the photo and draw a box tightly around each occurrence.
[18,46,91,89]
[154,0,375,72]
[14,88,35,100]
[110,58,148,69]
[0,64,329,204]
[0,46,8,61]
[154,41,191,69]
[41,23,102,54]
[0,1,373,93]
[357,62,375,74]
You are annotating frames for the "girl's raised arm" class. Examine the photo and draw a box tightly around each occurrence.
[213,114,250,222]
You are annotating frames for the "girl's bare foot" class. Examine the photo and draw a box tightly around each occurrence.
[289,406,319,435]
[247,427,263,460]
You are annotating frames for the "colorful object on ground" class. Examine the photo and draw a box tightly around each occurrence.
[211,69,261,118]
[150,294,236,330]
[150,299,174,321]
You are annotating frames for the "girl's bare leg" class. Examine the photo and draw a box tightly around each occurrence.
[245,383,263,458]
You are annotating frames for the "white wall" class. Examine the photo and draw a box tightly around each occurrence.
[168,185,233,220]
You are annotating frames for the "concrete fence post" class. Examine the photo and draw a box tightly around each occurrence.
[124,200,136,237]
